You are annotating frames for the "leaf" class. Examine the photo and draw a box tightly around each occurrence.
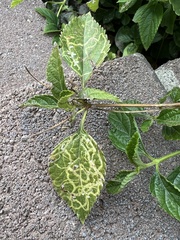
[21,95,58,109]
[106,170,138,194]
[167,166,180,190]
[60,13,110,86]
[162,125,180,140]
[150,172,180,221]
[44,23,60,34]
[49,129,106,224]
[118,0,138,13]
[141,119,154,132]
[167,87,180,102]
[58,90,75,110]
[11,0,24,8]
[126,132,146,167]
[115,26,133,51]
[169,0,180,16]
[156,109,180,127]
[133,2,163,50]
[108,112,146,155]
[35,8,59,33]
[123,42,138,56]
[80,88,120,102]
[87,0,99,12]
[159,87,180,103]
[47,46,67,99]
[161,5,176,34]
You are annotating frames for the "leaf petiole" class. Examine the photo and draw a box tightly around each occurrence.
[139,150,180,171]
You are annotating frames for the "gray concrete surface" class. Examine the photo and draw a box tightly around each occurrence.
[155,58,180,91]
[1,1,180,239]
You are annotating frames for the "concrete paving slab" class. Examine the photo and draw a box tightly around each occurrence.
[155,59,180,91]
[1,1,180,239]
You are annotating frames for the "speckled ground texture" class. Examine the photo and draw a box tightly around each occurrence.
[0,1,180,239]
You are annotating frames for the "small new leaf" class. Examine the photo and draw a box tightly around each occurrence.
[106,170,138,194]
[150,172,180,221]
[11,0,24,8]
[81,88,120,102]
[123,42,138,57]
[133,2,163,50]
[87,0,99,12]
[156,109,180,127]
[60,13,110,86]
[49,129,106,224]
[47,46,67,99]
[21,95,58,109]
[162,125,180,140]
[141,119,154,132]
[58,90,75,110]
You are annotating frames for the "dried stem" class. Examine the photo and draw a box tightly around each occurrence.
[25,66,50,89]
[90,102,180,109]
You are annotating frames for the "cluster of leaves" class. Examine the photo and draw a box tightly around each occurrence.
[12,0,179,67]
[18,11,180,224]
[11,0,180,224]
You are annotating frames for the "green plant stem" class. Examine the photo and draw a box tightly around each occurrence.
[57,0,66,17]
[79,110,88,132]
[140,150,180,170]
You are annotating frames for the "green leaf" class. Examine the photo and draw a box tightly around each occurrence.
[118,0,138,13]
[10,0,24,8]
[156,109,180,127]
[162,125,180,140]
[87,0,99,12]
[115,26,133,51]
[108,112,146,155]
[150,172,180,221]
[49,129,106,224]
[141,119,154,132]
[123,42,138,56]
[133,2,163,50]
[126,132,146,167]
[80,88,120,102]
[106,170,138,194]
[167,167,180,190]
[35,8,59,33]
[21,95,58,109]
[169,0,180,16]
[167,87,180,102]
[159,87,180,103]
[47,46,67,99]
[161,5,176,34]
[58,90,75,110]
[36,8,58,23]
[60,13,110,86]
[44,23,60,34]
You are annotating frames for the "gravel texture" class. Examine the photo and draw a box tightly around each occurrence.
[1,1,180,239]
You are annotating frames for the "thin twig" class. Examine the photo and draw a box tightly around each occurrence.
[90,108,160,113]
[90,102,180,109]
[30,117,70,137]
[25,66,50,89]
